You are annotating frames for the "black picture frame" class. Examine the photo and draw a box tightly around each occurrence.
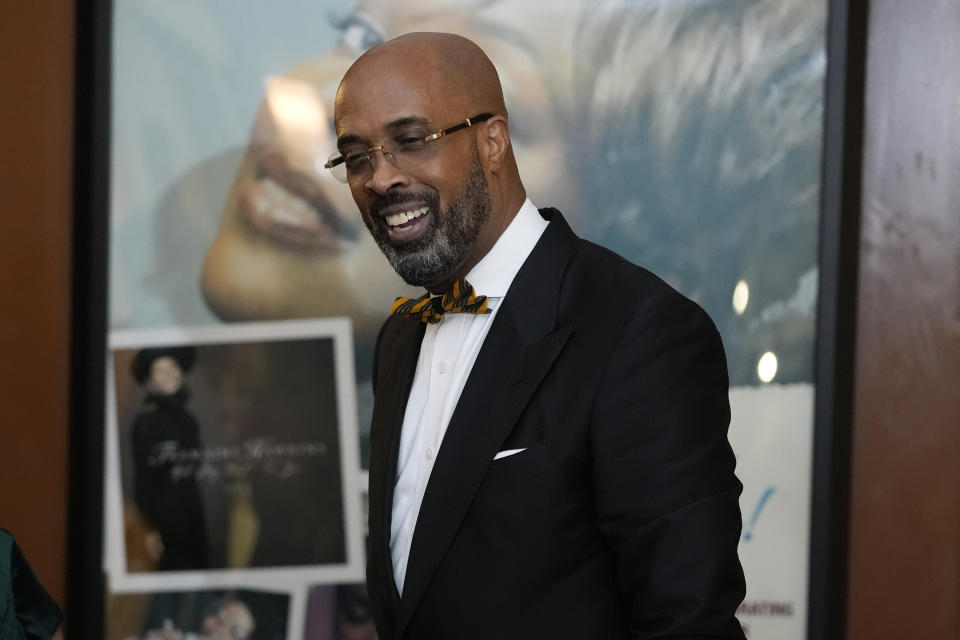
[808,0,869,639]
[68,0,112,636]
[69,1,867,638]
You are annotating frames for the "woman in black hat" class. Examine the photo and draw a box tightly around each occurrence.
[130,346,210,571]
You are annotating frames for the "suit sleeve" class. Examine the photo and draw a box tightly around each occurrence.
[590,291,746,639]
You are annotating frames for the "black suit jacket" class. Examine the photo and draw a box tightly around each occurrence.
[367,209,746,640]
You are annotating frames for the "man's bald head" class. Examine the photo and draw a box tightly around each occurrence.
[336,32,508,120]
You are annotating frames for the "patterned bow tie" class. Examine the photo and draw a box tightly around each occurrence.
[392,279,491,324]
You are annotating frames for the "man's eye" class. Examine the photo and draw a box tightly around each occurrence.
[338,17,384,54]
[343,152,368,169]
[396,137,428,153]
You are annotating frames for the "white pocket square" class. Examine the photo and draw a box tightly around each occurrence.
[493,448,527,460]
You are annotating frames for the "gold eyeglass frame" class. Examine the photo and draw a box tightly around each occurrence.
[324,113,494,182]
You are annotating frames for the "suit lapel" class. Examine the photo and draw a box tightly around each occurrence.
[368,315,425,630]
[397,209,579,634]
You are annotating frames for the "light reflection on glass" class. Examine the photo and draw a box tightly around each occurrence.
[757,351,778,383]
[732,279,750,315]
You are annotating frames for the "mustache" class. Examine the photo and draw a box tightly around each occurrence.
[370,189,438,218]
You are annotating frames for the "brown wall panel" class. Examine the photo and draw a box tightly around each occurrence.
[0,2,75,604]
[848,0,960,638]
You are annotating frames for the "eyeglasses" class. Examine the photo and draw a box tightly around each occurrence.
[324,113,494,183]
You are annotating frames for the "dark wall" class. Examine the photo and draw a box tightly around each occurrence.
[847,0,960,638]
[0,1,75,604]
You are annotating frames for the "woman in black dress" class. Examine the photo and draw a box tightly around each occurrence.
[130,346,210,571]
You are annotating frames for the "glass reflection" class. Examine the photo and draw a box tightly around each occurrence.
[757,351,778,383]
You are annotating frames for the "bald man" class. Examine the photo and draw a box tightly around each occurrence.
[330,33,746,640]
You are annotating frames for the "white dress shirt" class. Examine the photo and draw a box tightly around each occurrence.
[390,198,548,593]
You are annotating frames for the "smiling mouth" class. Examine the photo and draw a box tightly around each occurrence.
[376,203,434,245]
[385,206,428,228]
[239,151,358,250]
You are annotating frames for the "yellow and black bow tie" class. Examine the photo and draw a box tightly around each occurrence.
[392,279,491,324]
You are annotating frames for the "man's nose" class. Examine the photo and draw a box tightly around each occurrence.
[364,148,409,193]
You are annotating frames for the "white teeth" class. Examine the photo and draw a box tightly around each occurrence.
[258,177,315,225]
[386,206,428,228]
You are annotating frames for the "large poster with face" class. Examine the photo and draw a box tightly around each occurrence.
[107,0,827,637]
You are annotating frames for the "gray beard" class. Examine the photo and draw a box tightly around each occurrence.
[371,158,491,288]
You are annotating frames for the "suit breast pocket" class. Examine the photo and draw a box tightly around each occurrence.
[475,440,562,515]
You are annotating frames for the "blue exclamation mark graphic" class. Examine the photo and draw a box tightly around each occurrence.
[742,486,776,542]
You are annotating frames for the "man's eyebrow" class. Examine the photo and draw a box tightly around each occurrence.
[336,116,430,148]
[385,115,430,129]
[336,133,363,147]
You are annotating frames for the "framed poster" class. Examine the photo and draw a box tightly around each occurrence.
[71,0,857,637]
[104,321,364,586]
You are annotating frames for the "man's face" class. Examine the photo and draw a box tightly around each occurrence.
[334,60,493,287]
[201,0,584,332]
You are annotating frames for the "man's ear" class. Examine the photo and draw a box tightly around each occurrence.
[478,115,510,171]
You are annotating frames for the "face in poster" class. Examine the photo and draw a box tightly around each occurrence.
[111,0,825,382]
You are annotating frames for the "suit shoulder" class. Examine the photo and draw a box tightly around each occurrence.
[567,238,715,329]
[564,240,729,395]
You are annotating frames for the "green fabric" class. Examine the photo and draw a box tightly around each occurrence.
[0,530,62,640]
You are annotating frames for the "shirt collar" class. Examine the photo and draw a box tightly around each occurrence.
[465,198,549,300]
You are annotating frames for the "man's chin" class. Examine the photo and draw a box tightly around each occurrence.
[377,244,437,288]
[392,260,456,290]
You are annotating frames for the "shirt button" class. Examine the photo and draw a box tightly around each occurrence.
[438,361,449,374]
[425,447,435,460]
